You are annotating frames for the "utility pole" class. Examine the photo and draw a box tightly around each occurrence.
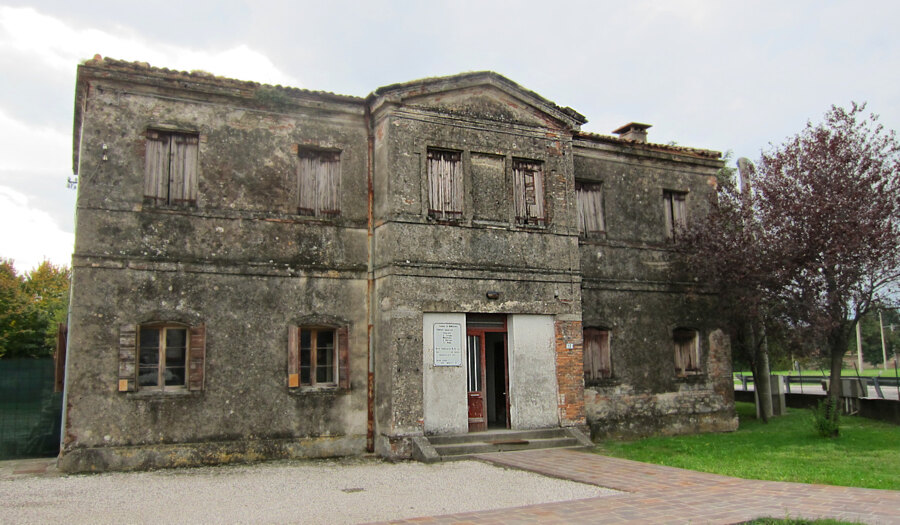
[880,311,888,370]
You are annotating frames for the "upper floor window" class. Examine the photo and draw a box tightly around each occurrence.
[513,159,545,225]
[673,328,701,376]
[144,130,199,207]
[663,190,687,239]
[576,182,605,235]
[297,149,341,217]
[427,149,463,220]
[583,327,611,381]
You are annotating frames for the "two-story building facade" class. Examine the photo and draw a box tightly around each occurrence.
[59,57,735,472]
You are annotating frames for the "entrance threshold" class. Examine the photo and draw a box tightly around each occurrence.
[410,427,593,463]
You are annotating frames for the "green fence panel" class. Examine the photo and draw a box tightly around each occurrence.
[0,359,62,459]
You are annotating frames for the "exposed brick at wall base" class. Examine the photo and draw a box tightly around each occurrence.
[585,389,738,439]
[58,435,366,473]
[554,320,586,427]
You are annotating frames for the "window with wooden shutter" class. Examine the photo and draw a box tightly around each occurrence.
[663,190,687,240]
[583,328,611,381]
[144,130,199,207]
[427,149,463,220]
[297,149,341,217]
[576,182,605,235]
[119,322,206,392]
[288,325,350,390]
[674,328,701,376]
[513,159,545,225]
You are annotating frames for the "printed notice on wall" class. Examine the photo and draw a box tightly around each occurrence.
[433,323,462,366]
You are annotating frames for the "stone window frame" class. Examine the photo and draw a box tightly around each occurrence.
[663,189,688,240]
[512,158,546,226]
[426,148,464,221]
[287,324,350,392]
[576,181,606,236]
[296,147,342,218]
[118,322,206,393]
[144,129,200,208]
[673,327,703,377]
[583,326,612,383]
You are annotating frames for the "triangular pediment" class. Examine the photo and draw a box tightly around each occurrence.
[371,72,585,131]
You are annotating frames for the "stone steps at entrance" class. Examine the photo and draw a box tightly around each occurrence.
[411,427,593,463]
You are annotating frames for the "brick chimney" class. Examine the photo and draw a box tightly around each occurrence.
[612,122,651,143]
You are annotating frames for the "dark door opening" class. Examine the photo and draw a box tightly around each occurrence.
[466,314,508,432]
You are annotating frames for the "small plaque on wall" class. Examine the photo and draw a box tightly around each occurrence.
[433,323,462,366]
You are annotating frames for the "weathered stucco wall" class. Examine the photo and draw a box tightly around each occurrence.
[369,81,583,457]
[421,313,468,435]
[507,315,559,429]
[573,141,738,438]
[63,61,370,471]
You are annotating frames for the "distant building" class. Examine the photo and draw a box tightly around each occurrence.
[60,57,736,472]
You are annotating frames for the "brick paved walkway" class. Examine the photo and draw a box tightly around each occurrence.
[381,448,900,524]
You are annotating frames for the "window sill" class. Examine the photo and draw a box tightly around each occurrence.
[674,373,707,383]
[585,377,619,388]
[126,389,198,399]
[288,385,350,395]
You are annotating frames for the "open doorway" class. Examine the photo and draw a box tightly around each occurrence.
[466,314,508,432]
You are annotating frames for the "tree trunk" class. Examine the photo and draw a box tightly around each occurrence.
[747,321,772,422]
[827,326,848,404]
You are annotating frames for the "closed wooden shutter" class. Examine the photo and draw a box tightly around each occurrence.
[287,325,300,388]
[118,324,137,392]
[427,150,462,219]
[188,324,206,391]
[318,152,341,216]
[54,323,67,392]
[337,326,350,390]
[170,134,199,205]
[514,160,544,224]
[144,131,170,205]
[664,191,687,239]
[583,328,611,380]
[576,182,605,234]
[298,150,341,217]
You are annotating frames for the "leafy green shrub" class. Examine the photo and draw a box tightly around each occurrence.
[812,399,840,438]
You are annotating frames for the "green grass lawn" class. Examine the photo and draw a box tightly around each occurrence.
[594,402,900,490]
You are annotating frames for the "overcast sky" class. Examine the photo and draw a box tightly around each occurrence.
[1,0,898,272]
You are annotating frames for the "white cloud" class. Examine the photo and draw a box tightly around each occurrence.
[0,108,69,173]
[0,186,74,272]
[0,6,300,87]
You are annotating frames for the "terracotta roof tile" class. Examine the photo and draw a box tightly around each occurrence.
[574,130,721,160]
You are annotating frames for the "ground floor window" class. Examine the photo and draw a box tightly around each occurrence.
[674,328,701,376]
[288,325,350,390]
[583,328,611,381]
[138,325,188,389]
[118,322,206,393]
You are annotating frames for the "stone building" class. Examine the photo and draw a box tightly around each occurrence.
[60,57,736,472]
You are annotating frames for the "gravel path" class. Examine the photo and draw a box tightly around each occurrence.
[0,457,615,524]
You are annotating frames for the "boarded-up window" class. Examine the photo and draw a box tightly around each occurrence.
[576,182,605,234]
[583,328,611,381]
[144,130,199,206]
[297,149,341,217]
[674,328,701,376]
[663,190,687,239]
[427,149,463,220]
[513,159,545,225]
[119,322,205,392]
[287,325,350,389]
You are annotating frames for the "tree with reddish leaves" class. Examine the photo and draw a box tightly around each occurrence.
[681,103,900,426]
